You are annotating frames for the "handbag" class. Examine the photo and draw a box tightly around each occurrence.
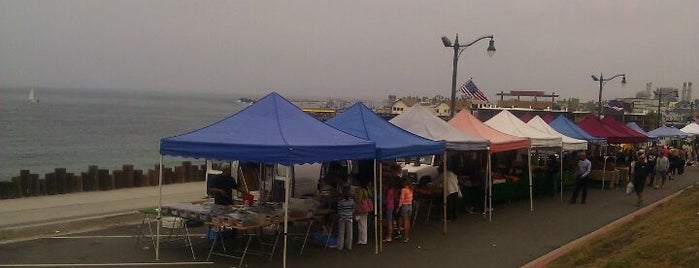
[356,198,373,214]
[625,182,634,195]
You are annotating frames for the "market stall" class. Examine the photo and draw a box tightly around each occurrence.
[389,105,488,234]
[484,110,563,211]
[648,125,691,138]
[626,122,659,141]
[158,92,376,268]
[548,115,606,143]
[680,122,699,135]
[448,110,530,220]
[325,102,445,252]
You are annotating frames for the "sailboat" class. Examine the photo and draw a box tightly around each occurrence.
[28,88,39,103]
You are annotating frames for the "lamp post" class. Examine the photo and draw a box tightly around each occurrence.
[654,89,678,127]
[442,34,496,118]
[591,73,626,120]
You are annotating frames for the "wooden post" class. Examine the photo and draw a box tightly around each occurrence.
[73,174,83,193]
[174,166,185,183]
[134,170,146,187]
[182,161,192,182]
[163,167,174,185]
[65,173,74,194]
[0,181,14,199]
[123,164,134,188]
[39,179,47,195]
[20,170,30,197]
[113,170,124,189]
[46,173,57,195]
[190,165,200,182]
[55,168,67,194]
[29,174,40,196]
[148,169,158,186]
[98,169,112,191]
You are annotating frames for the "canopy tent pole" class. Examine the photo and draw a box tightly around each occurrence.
[378,162,383,253]
[560,148,564,203]
[443,151,448,235]
[283,165,290,268]
[602,156,609,190]
[487,152,493,222]
[528,148,533,211]
[373,159,379,254]
[155,155,163,260]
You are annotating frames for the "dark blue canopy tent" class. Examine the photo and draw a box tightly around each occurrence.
[325,102,446,160]
[157,92,375,266]
[626,122,659,141]
[549,115,606,143]
[326,102,445,246]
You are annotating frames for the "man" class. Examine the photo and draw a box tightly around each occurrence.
[436,167,462,220]
[632,153,651,207]
[208,165,248,206]
[646,150,657,187]
[570,151,592,204]
[654,151,670,189]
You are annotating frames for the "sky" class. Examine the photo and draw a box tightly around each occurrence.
[1,0,697,101]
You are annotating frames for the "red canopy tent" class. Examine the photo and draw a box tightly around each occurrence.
[600,116,648,143]
[577,115,645,144]
[542,114,556,123]
[519,113,534,123]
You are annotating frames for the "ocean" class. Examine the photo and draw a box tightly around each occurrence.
[0,88,246,181]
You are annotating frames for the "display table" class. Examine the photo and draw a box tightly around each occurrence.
[589,169,620,189]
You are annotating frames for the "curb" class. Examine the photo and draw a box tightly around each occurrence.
[0,211,144,244]
[521,184,694,268]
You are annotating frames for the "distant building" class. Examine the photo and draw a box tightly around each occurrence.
[495,90,560,110]
[390,98,417,115]
[433,101,451,116]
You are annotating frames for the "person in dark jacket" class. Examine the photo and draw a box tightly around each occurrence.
[631,154,651,207]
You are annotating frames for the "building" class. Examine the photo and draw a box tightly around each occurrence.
[390,97,418,115]
[433,101,451,117]
[495,90,560,110]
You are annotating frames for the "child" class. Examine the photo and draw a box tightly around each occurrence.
[398,179,413,243]
[382,178,396,242]
[337,186,355,250]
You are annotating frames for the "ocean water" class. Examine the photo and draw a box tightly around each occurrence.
[0,88,245,181]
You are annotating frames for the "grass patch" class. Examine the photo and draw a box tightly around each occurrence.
[547,186,699,268]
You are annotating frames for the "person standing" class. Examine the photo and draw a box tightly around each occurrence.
[398,179,413,243]
[336,186,355,250]
[354,183,371,245]
[646,151,657,187]
[570,152,592,204]
[207,165,248,206]
[437,168,462,220]
[382,177,397,242]
[631,154,651,207]
[654,151,670,189]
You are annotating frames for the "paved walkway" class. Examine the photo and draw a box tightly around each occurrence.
[0,168,697,267]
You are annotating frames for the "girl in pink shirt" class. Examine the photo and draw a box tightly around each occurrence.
[398,179,413,243]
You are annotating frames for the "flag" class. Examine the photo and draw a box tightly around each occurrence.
[458,79,489,101]
[603,100,624,112]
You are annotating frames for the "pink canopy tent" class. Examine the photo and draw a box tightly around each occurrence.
[577,115,645,144]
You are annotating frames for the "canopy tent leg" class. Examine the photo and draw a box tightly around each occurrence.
[204,160,210,197]
[283,165,290,268]
[155,155,163,260]
[378,162,383,253]
[560,148,564,204]
[373,159,378,254]
[528,148,533,212]
[443,151,448,235]
[602,156,609,190]
[487,152,493,222]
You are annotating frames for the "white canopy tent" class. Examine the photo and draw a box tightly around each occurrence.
[680,122,699,135]
[390,105,488,234]
[485,110,563,210]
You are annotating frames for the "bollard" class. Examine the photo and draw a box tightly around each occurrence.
[29,174,40,196]
[123,164,134,188]
[182,161,192,182]
[39,179,47,195]
[64,173,74,194]
[20,170,30,197]
[190,165,200,182]
[164,167,174,185]
[148,169,157,186]
[55,168,67,194]
[98,169,112,191]
[0,181,14,199]
[72,174,83,193]
[175,166,185,183]
[113,170,124,189]
[134,170,146,187]
[85,165,99,191]
[46,173,57,195]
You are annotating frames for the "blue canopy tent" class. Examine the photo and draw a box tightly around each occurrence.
[626,122,659,141]
[549,115,606,143]
[648,125,690,138]
[326,102,446,247]
[157,92,376,267]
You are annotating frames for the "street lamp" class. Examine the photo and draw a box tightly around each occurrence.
[654,89,679,127]
[591,73,626,119]
[442,34,496,118]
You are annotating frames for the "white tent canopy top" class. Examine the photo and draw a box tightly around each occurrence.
[526,116,587,151]
[680,122,699,135]
[484,110,562,148]
[389,105,489,151]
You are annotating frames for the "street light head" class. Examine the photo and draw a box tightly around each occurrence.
[487,39,496,58]
[621,75,627,86]
[441,36,452,47]
[591,75,599,81]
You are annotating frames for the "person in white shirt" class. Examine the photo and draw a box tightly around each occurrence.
[436,168,462,220]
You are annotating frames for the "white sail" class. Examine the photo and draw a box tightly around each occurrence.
[28,88,39,103]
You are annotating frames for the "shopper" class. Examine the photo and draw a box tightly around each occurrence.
[437,167,462,220]
[382,177,397,242]
[654,151,670,189]
[398,179,413,243]
[207,165,248,206]
[354,183,371,245]
[569,151,592,204]
[337,186,355,250]
[632,153,651,207]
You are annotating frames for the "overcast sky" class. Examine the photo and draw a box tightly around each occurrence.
[1,0,697,101]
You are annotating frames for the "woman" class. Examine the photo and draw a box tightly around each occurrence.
[398,179,413,243]
[631,153,650,207]
[354,183,371,245]
[382,177,397,242]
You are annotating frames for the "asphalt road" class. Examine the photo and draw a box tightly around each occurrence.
[1,167,696,268]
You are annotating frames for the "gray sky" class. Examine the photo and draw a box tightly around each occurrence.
[1,0,697,101]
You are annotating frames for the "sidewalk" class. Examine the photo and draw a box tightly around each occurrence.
[0,182,205,242]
